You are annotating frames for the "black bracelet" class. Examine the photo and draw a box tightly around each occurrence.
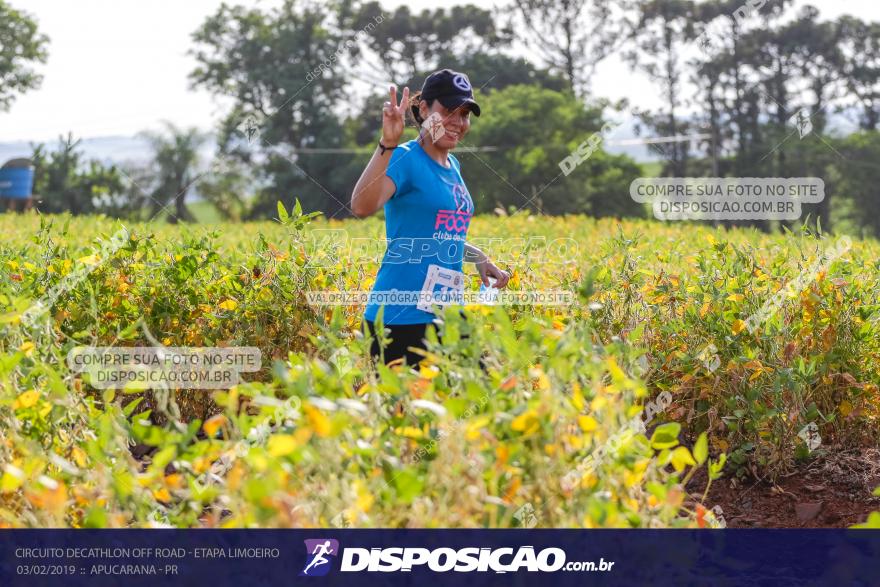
[378,141,397,155]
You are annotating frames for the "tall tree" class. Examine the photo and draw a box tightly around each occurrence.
[625,0,700,176]
[691,0,794,176]
[352,2,506,83]
[786,6,844,136]
[0,0,49,111]
[190,0,357,218]
[837,15,880,131]
[509,0,630,96]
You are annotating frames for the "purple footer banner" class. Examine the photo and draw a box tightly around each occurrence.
[2,529,879,586]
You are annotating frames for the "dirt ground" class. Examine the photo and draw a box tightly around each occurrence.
[686,447,880,528]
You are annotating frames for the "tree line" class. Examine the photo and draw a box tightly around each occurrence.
[3,0,880,237]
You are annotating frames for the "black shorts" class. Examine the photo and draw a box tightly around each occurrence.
[364,307,478,366]
[363,319,438,366]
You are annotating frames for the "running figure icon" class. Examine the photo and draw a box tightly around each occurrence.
[302,540,336,575]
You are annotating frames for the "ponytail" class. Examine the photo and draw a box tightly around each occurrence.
[408,91,435,126]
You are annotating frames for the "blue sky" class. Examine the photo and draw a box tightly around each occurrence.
[1,0,878,143]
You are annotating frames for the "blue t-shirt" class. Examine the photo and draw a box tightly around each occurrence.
[364,139,475,325]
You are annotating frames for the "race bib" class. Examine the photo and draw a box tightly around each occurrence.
[417,264,465,312]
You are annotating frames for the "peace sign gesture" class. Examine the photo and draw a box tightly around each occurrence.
[382,85,409,147]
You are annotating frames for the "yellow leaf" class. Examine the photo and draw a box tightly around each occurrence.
[267,434,298,457]
[77,254,101,266]
[152,487,172,502]
[395,426,424,439]
[839,400,853,417]
[671,446,696,473]
[529,367,550,391]
[419,364,440,379]
[699,302,710,318]
[732,320,746,335]
[466,416,490,441]
[606,357,626,382]
[571,382,584,411]
[503,477,521,503]
[218,299,238,311]
[71,446,88,468]
[305,404,332,437]
[355,480,374,513]
[14,389,39,410]
[726,293,744,303]
[203,414,227,438]
[19,341,35,357]
[0,465,25,493]
[578,415,598,433]
[511,409,539,434]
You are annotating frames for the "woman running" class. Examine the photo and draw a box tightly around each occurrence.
[351,68,510,366]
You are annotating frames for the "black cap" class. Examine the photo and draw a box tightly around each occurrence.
[419,69,481,117]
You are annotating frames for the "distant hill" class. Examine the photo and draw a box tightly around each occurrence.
[0,109,861,168]
[0,135,217,168]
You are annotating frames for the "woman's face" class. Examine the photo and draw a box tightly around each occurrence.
[420,100,472,149]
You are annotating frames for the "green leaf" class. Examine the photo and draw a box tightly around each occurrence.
[693,432,708,465]
[393,469,424,504]
[83,507,108,528]
[147,446,176,476]
[277,201,289,224]
[123,397,144,417]
[443,398,470,418]
[650,422,681,450]
[708,454,727,480]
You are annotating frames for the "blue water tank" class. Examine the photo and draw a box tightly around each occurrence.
[0,166,34,199]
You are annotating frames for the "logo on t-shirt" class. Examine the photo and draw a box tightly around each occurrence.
[434,183,473,233]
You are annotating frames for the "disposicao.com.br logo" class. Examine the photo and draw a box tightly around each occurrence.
[300,540,614,575]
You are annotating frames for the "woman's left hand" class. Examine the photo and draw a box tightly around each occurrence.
[476,258,510,288]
